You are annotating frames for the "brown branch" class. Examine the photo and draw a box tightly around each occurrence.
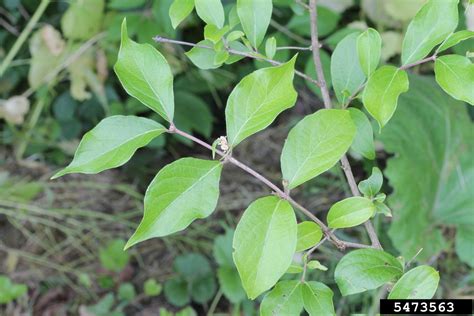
[399,55,437,70]
[309,0,382,249]
[153,36,321,87]
[169,125,373,251]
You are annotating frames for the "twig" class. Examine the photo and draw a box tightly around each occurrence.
[276,45,312,51]
[308,0,332,108]
[309,0,382,249]
[0,17,19,36]
[399,55,437,70]
[169,125,373,251]
[0,0,51,76]
[153,36,321,87]
[295,0,311,10]
[270,19,311,45]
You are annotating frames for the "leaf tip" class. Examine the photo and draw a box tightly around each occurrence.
[120,18,129,43]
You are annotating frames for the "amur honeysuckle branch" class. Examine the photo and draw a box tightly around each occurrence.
[168,123,372,251]
[153,0,444,259]
[153,36,321,87]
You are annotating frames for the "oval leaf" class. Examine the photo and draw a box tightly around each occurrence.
[327,197,376,229]
[434,55,474,105]
[169,0,195,29]
[125,158,222,248]
[357,28,382,77]
[388,265,439,299]
[363,65,409,128]
[233,196,297,299]
[281,109,356,189]
[302,282,335,316]
[331,32,366,105]
[114,19,174,122]
[335,249,403,296]
[237,0,272,48]
[194,0,225,28]
[296,221,323,252]
[217,267,246,304]
[226,56,297,147]
[437,30,474,53]
[52,116,166,178]
[358,167,383,198]
[401,0,459,65]
[185,40,223,70]
[260,280,303,316]
[348,108,375,160]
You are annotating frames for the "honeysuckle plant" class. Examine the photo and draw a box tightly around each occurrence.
[52,0,473,314]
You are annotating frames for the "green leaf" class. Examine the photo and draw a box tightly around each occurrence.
[287,7,340,37]
[99,239,130,272]
[195,0,225,28]
[118,283,136,301]
[125,158,222,248]
[114,20,175,121]
[348,108,375,160]
[186,40,223,70]
[375,201,392,217]
[214,50,229,65]
[358,167,383,198]
[434,55,474,105]
[265,37,277,59]
[217,267,246,304]
[233,196,297,299]
[307,260,328,271]
[401,0,459,65]
[302,282,335,316]
[362,65,409,128]
[260,280,303,316]
[335,249,403,296]
[164,277,190,307]
[213,229,235,267]
[456,226,474,267]
[227,30,245,42]
[237,0,273,48]
[281,109,356,189]
[327,197,375,229]
[388,266,439,299]
[52,116,166,178]
[225,56,297,147]
[144,279,162,296]
[0,276,27,304]
[174,253,212,283]
[190,275,216,303]
[286,265,304,274]
[357,28,381,77]
[169,0,194,29]
[296,221,323,252]
[331,32,366,105]
[174,91,213,143]
[379,75,474,264]
[437,30,474,53]
[204,24,229,44]
[61,0,104,40]
[108,0,146,9]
